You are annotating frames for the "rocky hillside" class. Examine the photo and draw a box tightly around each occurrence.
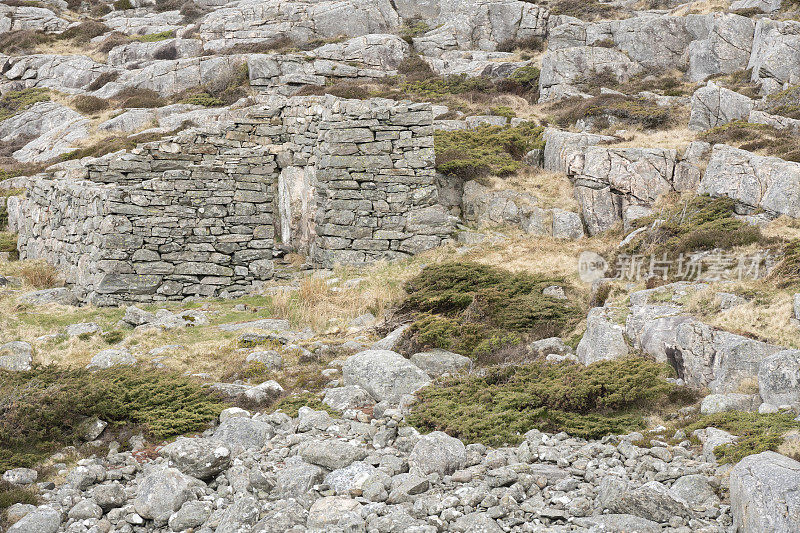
[4,0,800,532]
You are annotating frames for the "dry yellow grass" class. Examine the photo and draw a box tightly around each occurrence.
[672,0,730,15]
[34,40,107,63]
[607,125,697,151]
[684,280,800,349]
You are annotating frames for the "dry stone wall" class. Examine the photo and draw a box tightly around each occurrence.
[11,96,453,305]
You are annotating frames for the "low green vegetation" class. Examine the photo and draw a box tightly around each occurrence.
[0,366,227,470]
[399,262,581,362]
[408,358,690,446]
[700,120,800,162]
[434,122,545,180]
[0,88,50,122]
[548,94,675,130]
[683,412,800,464]
[623,195,767,258]
[132,30,175,43]
[763,84,800,119]
[548,0,624,20]
[399,19,430,43]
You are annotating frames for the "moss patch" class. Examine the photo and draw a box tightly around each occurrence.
[683,412,800,464]
[434,123,545,180]
[0,366,227,470]
[399,262,582,362]
[408,358,687,446]
[0,88,50,122]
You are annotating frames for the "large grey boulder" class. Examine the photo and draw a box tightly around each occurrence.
[412,0,548,58]
[133,466,202,525]
[571,147,676,235]
[408,431,467,477]
[168,500,212,532]
[311,34,409,70]
[0,341,33,371]
[688,82,754,131]
[307,496,363,530]
[199,0,400,51]
[212,417,274,451]
[730,451,800,532]
[87,348,136,369]
[688,14,755,82]
[700,144,800,219]
[410,349,471,377]
[216,495,260,533]
[297,439,368,470]
[19,288,78,306]
[7,506,60,533]
[577,307,629,364]
[542,128,616,174]
[322,385,374,411]
[342,349,431,402]
[159,437,232,480]
[748,19,800,95]
[275,460,324,499]
[107,38,203,67]
[731,0,782,11]
[539,46,643,102]
[670,474,720,511]
[1,54,116,94]
[0,5,69,33]
[758,350,800,408]
[324,461,378,495]
[700,393,759,414]
[607,480,691,523]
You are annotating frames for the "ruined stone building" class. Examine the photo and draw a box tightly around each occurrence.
[8,96,455,305]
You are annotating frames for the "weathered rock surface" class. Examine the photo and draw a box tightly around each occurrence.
[730,451,800,532]
[342,349,431,402]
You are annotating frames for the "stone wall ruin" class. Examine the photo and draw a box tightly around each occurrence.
[8,96,454,305]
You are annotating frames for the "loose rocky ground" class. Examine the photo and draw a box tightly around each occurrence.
[5,0,800,532]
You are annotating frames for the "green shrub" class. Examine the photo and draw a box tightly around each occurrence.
[0,366,227,470]
[434,122,545,179]
[72,95,110,114]
[0,88,50,122]
[400,262,582,361]
[764,84,800,119]
[622,195,767,259]
[401,73,495,99]
[408,358,686,446]
[0,232,17,259]
[509,65,540,90]
[0,479,37,518]
[87,71,120,91]
[490,105,516,119]
[399,19,430,43]
[0,30,51,55]
[113,0,133,10]
[683,412,800,464]
[180,92,224,107]
[548,94,673,130]
[101,330,124,345]
[113,88,167,108]
[57,21,109,44]
[133,30,175,43]
[548,0,623,20]
[700,121,800,161]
